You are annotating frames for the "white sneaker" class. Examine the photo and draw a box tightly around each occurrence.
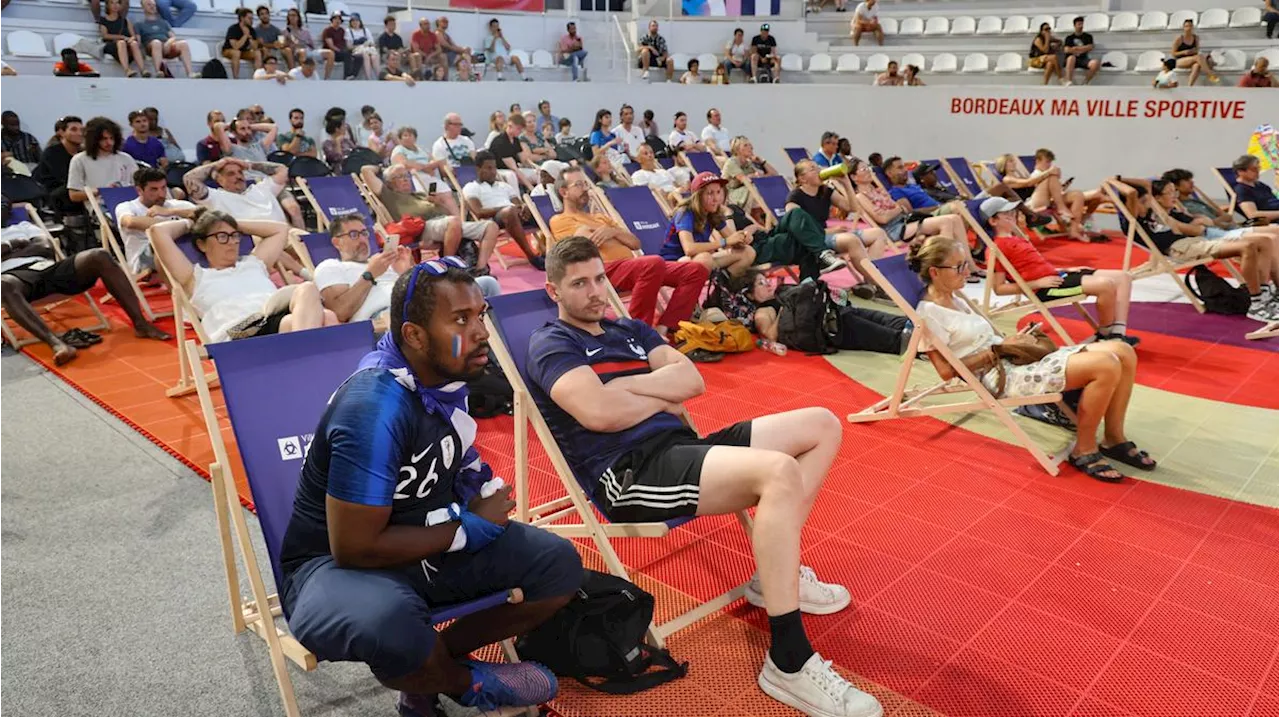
[759,653,883,717]
[1247,297,1276,322]
[745,566,852,615]
[641,69,650,80]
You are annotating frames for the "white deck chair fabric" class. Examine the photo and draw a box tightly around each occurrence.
[931,53,958,73]
[1198,8,1228,29]
[898,17,924,36]
[781,53,804,72]
[924,17,949,36]
[808,53,833,72]
[1133,50,1165,72]
[976,16,1003,35]
[1139,11,1169,31]
[836,53,861,72]
[1167,10,1197,29]
[7,30,50,57]
[994,53,1022,73]
[1230,7,1263,27]
[962,53,990,73]
[1002,16,1029,35]
[1101,50,1129,72]
[1084,13,1110,33]
[1111,12,1140,32]
[950,16,976,35]
[864,53,890,73]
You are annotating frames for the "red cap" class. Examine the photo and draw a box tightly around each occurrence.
[690,171,728,193]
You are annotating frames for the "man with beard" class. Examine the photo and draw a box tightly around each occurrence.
[34,116,83,218]
[1,111,41,172]
[277,108,318,159]
[278,256,581,717]
[114,167,197,279]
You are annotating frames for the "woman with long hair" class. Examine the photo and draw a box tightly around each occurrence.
[659,172,757,276]
[1029,22,1062,85]
[849,158,960,244]
[789,159,888,293]
[346,14,380,79]
[286,8,336,78]
[484,110,506,149]
[721,136,777,209]
[910,235,1152,482]
[588,108,626,169]
[98,0,148,77]
[322,116,356,171]
[1171,18,1219,86]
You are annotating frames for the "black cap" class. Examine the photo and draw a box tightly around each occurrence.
[913,161,939,181]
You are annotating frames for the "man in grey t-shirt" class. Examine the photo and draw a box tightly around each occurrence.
[255,5,292,68]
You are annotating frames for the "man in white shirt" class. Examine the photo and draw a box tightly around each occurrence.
[182,156,289,223]
[287,57,321,80]
[666,111,705,153]
[114,166,197,277]
[851,0,882,46]
[431,112,476,168]
[462,151,544,270]
[252,55,291,83]
[611,104,648,161]
[313,213,414,331]
[700,108,730,155]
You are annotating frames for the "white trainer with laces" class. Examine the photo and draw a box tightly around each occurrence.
[745,565,852,615]
[759,652,884,717]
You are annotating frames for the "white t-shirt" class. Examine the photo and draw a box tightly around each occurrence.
[630,167,679,193]
[252,68,279,80]
[462,180,518,210]
[916,299,1001,358]
[66,152,139,193]
[853,2,878,22]
[200,178,287,222]
[391,144,442,186]
[613,124,648,158]
[432,134,476,166]
[700,124,730,153]
[312,258,399,321]
[190,255,278,342]
[114,198,196,271]
[1154,69,1177,87]
[287,66,319,81]
[668,129,700,150]
[726,40,747,61]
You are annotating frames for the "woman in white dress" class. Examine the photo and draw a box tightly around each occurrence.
[345,14,380,80]
[148,210,336,342]
[909,236,1154,482]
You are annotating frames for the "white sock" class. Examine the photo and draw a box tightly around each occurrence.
[1108,323,1127,336]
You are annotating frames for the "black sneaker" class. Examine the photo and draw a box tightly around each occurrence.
[850,284,876,300]
[528,255,546,271]
[817,250,847,274]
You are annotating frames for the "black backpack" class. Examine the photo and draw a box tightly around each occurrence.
[201,58,228,79]
[516,570,687,694]
[466,350,513,419]
[1184,264,1250,315]
[776,279,839,354]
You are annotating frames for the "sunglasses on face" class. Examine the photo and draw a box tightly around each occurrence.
[401,256,470,320]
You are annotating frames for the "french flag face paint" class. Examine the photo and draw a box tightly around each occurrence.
[452,334,463,359]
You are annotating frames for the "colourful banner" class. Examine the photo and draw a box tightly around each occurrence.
[449,0,545,10]
[681,0,781,16]
[1247,123,1277,172]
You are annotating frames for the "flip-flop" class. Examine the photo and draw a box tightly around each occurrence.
[1100,441,1157,471]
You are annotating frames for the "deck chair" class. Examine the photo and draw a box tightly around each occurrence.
[442,164,529,269]
[1,203,110,349]
[86,185,171,321]
[1104,182,1241,313]
[942,157,984,199]
[958,202,1096,344]
[681,150,721,176]
[743,174,791,228]
[848,254,1071,476]
[1247,321,1279,340]
[600,185,674,257]
[484,289,752,647]
[295,175,379,234]
[1017,155,1037,176]
[186,326,529,717]
[783,147,810,167]
[918,159,960,198]
[1210,167,1239,217]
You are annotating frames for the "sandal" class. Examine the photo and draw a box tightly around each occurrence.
[59,331,94,349]
[1094,332,1141,347]
[1100,441,1157,471]
[1069,451,1125,483]
[65,328,103,345]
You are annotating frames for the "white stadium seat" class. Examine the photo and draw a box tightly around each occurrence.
[531,49,554,68]
[924,17,950,36]
[808,53,833,72]
[1167,10,1198,29]
[1261,48,1279,66]
[1002,16,1029,35]
[1213,49,1246,71]
[1139,11,1169,31]
[1111,12,1140,32]
[52,32,83,54]
[1028,15,1054,33]
[511,49,531,67]
[931,53,958,73]
[864,53,890,73]
[975,17,1003,35]
[898,18,924,36]
[1054,15,1075,33]
[901,52,925,70]
[879,17,898,35]
[836,54,861,72]
[6,30,50,58]
[950,17,976,35]
[671,53,691,72]
[1198,8,1229,29]
[188,39,211,63]
[1084,13,1110,33]
[994,53,1023,73]
[697,53,718,71]
[1133,50,1165,72]
[1101,50,1129,72]
[781,54,804,72]
[1230,7,1263,27]
[961,53,990,73]
[211,0,241,11]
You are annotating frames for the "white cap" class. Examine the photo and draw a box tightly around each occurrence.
[979,196,1021,220]
[540,159,569,180]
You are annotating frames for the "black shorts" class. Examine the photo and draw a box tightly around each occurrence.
[638,51,665,69]
[1034,269,1090,302]
[1013,186,1035,201]
[1072,53,1093,66]
[596,420,753,524]
[6,257,96,302]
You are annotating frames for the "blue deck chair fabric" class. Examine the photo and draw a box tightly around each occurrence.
[872,165,892,190]
[529,194,559,229]
[874,253,927,308]
[603,185,670,256]
[298,232,338,266]
[945,158,984,198]
[174,232,254,268]
[683,151,719,176]
[658,157,676,170]
[1018,155,1036,175]
[752,175,790,222]
[97,186,140,223]
[783,147,809,166]
[623,161,640,176]
[486,290,693,529]
[581,162,600,184]
[452,165,478,188]
[304,176,377,230]
[8,205,32,225]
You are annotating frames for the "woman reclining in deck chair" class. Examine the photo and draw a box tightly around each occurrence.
[149,211,337,342]
[789,158,890,298]
[849,158,964,246]
[910,235,1155,482]
[981,197,1139,346]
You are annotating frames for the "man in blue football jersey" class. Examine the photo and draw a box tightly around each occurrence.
[526,237,881,717]
[279,257,582,717]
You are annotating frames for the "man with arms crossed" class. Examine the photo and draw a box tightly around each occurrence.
[280,259,582,717]
[527,237,882,717]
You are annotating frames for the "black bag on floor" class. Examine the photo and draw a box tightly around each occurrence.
[776,279,839,354]
[1184,264,1250,315]
[516,570,687,694]
[466,349,513,418]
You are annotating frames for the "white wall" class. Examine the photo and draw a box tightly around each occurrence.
[2,77,1275,188]
[1107,0,1259,10]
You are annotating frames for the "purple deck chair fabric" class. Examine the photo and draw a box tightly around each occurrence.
[529,194,559,229]
[602,186,670,257]
[8,205,32,226]
[683,151,719,176]
[452,165,478,188]
[176,232,254,268]
[873,165,893,190]
[918,159,959,197]
[944,158,984,199]
[874,253,926,309]
[304,176,376,231]
[752,175,790,222]
[96,186,140,223]
[1019,155,1036,175]
[485,290,693,529]
[784,147,809,166]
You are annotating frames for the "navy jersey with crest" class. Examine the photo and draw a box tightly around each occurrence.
[280,369,465,577]
[526,317,687,482]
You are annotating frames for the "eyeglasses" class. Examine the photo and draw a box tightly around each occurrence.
[566,180,591,190]
[199,231,239,244]
[401,256,469,322]
[339,228,371,241]
[940,260,971,274]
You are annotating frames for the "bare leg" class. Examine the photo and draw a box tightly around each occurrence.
[495,206,539,260]
[74,249,170,339]
[176,40,193,76]
[1084,59,1100,84]
[475,222,498,270]
[278,281,325,332]
[1215,239,1264,293]
[1063,54,1077,84]
[226,49,241,78]
[1064,348,1122,458]
[0,275,75,363]
[441,217,463,255]
[1082,270,1132,329]
[1087,341,1138,445]
[148,39,165,75]
[127,40,147,76]
[852,25,862,45]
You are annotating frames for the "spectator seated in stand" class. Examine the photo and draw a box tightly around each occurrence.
[903,64,924,86]
[286,8,335,79]
[1170,18,1220,86]
[873,60,903,86]
[527,235,878,717]
[435,16,474,82]
[591,153,625,189]
[54,48,100,77]
[1153,58,1180,89]
[136,0,195,78]
[680,58,704,85]
[520,112,557,164]
[253,55,292,83]
[723,28,751,82]
[612,105,649,165]
[488,115,540,192]
[1240,56,1276,87]
[588,109,628,172]
[637,20,675,81]
[1029,23,1063,86]
[558,21,589,82]
[1233,154,1280,225]
[850,0,883,46]
[1164,168,1280,246]
[115,166,197,280]
[254,5,292,70]
[483,18,528,82]
[99,0,149,78]
[461,152,545,269]
[377,15,405,65]
[410,16,447,81]
[1062,16,1100,86]
[750,23,780,83]
[222,7,262,80]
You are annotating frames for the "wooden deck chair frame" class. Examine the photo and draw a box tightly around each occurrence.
[1103,182,1245,314]
[486,287,753,648]
[147,231,222,397]
[1210,167,1239,218]
[959,204,1096,345]
[1247,321,1279,340]
[847,257,1073,476]
[940,157,980,199]
[1,203,111,349]
[184,340,532,717]
[972,159,1002,191]
[85,187,171,321]
[440,162,526,270]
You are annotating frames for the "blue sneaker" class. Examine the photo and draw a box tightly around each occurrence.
[458,660,557,711]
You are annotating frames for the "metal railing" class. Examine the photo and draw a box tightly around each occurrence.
[612,12,635,83]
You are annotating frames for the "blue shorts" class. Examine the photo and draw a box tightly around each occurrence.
[282,521,582,681]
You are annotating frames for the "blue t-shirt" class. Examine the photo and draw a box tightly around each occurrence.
[526,318,686,483]
[660,208,726,261]
[279,369,468,576]
[1235,180,1279,213]
[889,183,939,210]
[812,152,842,168]
[589,130,612,148]
[123,136,165,167]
